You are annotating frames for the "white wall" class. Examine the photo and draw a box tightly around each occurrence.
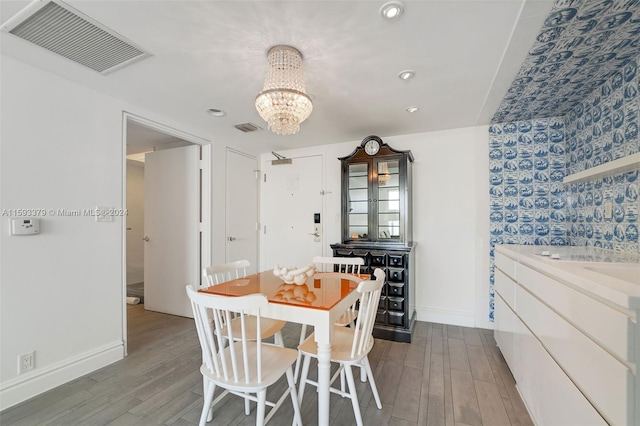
[0,53,492,409]
[259,126,491,328]
[126,160,144,285]
[0,56,222,410]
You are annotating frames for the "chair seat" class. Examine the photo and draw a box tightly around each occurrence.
[215,315,286,341]
[202,341,298,392]
[298,326,373,364]
[334,310,358,327]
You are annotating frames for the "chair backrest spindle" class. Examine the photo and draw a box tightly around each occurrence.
[186,285,266,385]
[313,256,364,275]
[203,259,251,288]
[350,268,385,359]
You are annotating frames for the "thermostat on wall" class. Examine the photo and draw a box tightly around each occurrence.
[10,218,40,235]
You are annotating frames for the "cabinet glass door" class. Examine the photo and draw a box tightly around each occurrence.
[348,163,369,239]
[377,159,400,240]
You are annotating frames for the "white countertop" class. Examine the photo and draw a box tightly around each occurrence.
[496,245,640,310]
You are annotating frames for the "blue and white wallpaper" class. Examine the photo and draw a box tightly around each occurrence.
[489,118,568,248]
[565,58,639,253]
[493,0,640,124]
[488,0,640,321]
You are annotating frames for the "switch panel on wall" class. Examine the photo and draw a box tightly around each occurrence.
[10,218,40,235]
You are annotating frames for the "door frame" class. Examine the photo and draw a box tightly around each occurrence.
[121,111,211,355]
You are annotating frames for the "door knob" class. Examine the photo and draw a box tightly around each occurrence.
[142,236,150,242]
[228,236,237,241]
[308,232,320,237]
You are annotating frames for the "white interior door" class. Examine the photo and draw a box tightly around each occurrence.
[262,155,323,269]
[144,145,199,318]
[226,149,258,274]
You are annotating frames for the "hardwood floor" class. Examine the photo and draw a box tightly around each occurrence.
[1,305,532,425]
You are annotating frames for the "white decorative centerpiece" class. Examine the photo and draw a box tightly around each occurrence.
[273,264,316,285]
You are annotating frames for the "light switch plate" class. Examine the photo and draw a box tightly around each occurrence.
[95,207,114,222]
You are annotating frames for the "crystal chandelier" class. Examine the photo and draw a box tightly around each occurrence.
[255,45,313,135]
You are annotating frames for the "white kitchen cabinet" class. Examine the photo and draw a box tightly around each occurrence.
[493,245,640,425]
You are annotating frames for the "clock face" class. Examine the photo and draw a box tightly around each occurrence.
[364,139,380,155]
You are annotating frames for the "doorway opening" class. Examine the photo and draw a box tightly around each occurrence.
[122,112,211,355]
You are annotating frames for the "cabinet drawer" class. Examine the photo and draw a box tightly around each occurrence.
[376,309,387,324]
[378,294,387,310]
[370,252,387,266]
[495,250,517,279]
[388,283,404,297]
[388,297,404,312]
[388,311,405,326]
[515,284,632,425]
[389,254,405,267]
[494,269,515,309]
[514,308,608,426]
[517,264,634,362]
[388,268,404,283]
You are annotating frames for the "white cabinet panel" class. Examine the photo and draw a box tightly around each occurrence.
[495,252,517,280]
[494,293,515,369]
[495,269,515,308]
[494,245,638,426]
[516,284,632,425]
[517,263,635,362]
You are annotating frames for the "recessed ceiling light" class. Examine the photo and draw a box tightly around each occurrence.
[380,1,404,20]
[406,106,419,113]
[206,108,226,117]
[398,70,415,80]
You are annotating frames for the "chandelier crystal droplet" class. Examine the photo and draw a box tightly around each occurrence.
[255,45,313,135]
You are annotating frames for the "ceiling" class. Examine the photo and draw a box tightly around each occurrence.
[0,0,556,152]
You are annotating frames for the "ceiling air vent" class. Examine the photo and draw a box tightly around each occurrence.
[3,0,151,74]
[234,122,263,133]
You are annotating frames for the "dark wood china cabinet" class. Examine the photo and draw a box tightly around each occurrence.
[331,136,416,342]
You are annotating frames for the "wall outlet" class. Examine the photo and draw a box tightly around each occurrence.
[18,351,35,374]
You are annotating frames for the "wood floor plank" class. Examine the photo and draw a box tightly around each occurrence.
[428,353,445,397]
[404,335,426,370]
[450,370,482,426]
[426,395,446,426]
[104,411,144,425]
[417,325,433,424]
[389,415,418,425]
[462,327,483,346]
[442,327,455,426]
[474,379,511,426]
[447,325,464,340]
[0,305,532,426]
[466,344,494,382]
[7,390,95,425]
[44,394,114,426]
[79,395,144,425]
[391,366,423,422]
[448,338,471,372]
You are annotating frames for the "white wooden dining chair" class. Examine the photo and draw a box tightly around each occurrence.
[296,268,385,426]
[293,256,365,383]
[313,256,365,327]
[203,261,286,346]
[186,285,303,426]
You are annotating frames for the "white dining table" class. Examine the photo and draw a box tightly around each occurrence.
[199,270,364,426]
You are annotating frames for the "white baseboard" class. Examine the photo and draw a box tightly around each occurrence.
[0,341,123,411]
[415,306,476,327]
